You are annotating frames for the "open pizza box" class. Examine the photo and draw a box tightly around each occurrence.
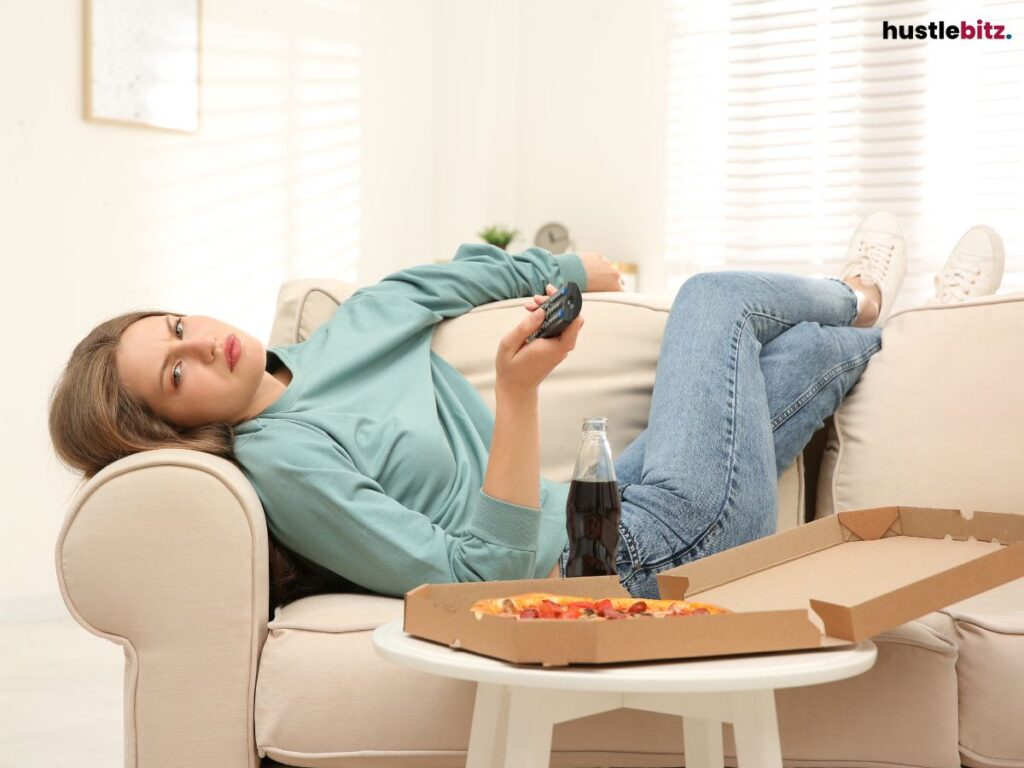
[403,507,1024,667]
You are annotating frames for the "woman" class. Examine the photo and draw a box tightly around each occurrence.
[52,213,990,605]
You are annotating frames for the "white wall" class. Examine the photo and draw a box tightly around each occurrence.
[360,0,439,281]
[2,0,669,615]
[0,0,439,616]
[432,0,670,290]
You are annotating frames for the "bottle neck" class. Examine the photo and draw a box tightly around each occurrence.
[573,418,616,482]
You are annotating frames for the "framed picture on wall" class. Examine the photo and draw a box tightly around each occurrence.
[84,0,201,133]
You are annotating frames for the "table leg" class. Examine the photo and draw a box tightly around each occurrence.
[730,690,782,768]
[466,682,509,768]
[683,717,724,768]
[503,687,556,768]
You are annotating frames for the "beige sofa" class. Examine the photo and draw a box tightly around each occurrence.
[55,281,1024,768]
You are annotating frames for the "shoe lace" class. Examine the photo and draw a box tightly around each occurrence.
[934,265,981,303]
[850,240,895,285]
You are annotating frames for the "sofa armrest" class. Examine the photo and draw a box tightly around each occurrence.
[55,449,268,768]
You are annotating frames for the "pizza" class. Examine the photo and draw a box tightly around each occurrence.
[470,592,730,621]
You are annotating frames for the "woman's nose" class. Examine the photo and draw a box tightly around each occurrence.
[176,336,215,361]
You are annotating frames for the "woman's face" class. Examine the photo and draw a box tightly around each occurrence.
[117,314,269,428]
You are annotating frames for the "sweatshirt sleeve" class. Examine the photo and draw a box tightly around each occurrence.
[348,244,589,320]
[236,422,543,597]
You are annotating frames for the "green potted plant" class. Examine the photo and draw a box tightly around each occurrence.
[478,224,519,251]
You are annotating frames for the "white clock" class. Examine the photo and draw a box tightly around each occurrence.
[534,222,571,254]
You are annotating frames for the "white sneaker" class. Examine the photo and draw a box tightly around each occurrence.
[840,211,908,327]
[928,225,1005,305]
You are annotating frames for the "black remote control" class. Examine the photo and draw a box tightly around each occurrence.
[526,282,583,342]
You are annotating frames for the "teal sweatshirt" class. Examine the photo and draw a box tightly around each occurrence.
[233,244,589,598]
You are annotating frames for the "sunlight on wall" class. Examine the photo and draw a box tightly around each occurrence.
[665,0,1024,305]
[139,2,362,330]
[291,38,361,279]
[921,1,1024,296]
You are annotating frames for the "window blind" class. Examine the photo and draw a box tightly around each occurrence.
[665,0,1024,309]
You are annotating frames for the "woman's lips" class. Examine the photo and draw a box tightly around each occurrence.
[226,335,241,371]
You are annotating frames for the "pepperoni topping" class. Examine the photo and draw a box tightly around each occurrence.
[568,601,596,611]
[495,596,725,620]
[538,600,561,619]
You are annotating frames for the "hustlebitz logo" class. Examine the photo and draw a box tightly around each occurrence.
[882,19,1012,40]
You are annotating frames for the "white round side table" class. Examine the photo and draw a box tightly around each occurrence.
[373,620,876,768]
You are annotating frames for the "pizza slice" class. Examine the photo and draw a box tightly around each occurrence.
[470,592,730,620]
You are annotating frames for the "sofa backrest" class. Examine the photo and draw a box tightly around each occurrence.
[269,278,805,531]
[269,279,672,482]
[817,293,1024,517]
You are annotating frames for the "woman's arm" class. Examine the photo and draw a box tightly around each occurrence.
[482,388,540,508]
[234,422,550,597]
[578,251,626,292]
[341,248,623,326]
[483,285,584,510]
[346,245,589,320]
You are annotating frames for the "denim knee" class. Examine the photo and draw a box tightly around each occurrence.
[678,271,741,305]
[675,271,777,317]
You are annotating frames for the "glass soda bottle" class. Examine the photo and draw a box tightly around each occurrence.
[565,417,622,577]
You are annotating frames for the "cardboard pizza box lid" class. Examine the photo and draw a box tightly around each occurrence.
[403,507,1024,666]
[657,506,1024,642]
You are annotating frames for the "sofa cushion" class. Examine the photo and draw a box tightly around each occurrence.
[941,578,1024,768]
[268,279,360,349]
[267,593,404,632]
[816,294,1024,518]
[256,594,960,768]
[432,293,673,483]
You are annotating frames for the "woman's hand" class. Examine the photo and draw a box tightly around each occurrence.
[495,284,584,398]
[580,251,625,292]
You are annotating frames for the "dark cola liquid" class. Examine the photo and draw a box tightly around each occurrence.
[565,480,622,577]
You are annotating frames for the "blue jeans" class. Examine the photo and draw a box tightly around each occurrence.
[558,272,882,598]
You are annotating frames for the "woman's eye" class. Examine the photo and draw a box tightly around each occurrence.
[172,362,182,387]
[175,318,184,338]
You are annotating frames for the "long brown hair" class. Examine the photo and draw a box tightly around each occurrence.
[48,310,367,613]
